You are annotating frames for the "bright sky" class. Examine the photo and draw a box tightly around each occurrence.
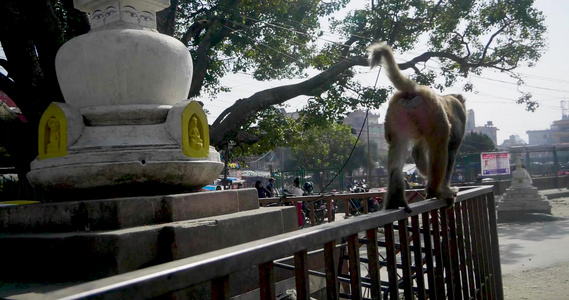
[200,0,569,145]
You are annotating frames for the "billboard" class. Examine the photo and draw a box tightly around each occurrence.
[481,152,510,176]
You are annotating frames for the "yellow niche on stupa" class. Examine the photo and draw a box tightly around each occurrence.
[38,103,68,160]
[181,101,209,158]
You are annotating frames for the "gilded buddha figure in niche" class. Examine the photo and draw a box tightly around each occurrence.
[46,117,61,154]
[189,115,203,150]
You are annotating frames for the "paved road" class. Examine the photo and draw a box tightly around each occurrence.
[498,218,569,274]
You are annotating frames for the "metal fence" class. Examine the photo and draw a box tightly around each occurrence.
[40,185,501,300]
[274,167,345,194]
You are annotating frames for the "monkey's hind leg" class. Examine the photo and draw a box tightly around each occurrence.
[440,133,463,208]
[385,138,412,213]
[411,140,428,176]
[425,137,450,201]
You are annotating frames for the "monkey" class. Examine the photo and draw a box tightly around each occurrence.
[368,42,467,213]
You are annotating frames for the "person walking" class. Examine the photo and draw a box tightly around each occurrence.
[255,180,270,198]
[292,177,303,196]
[266,178,276,197]
[292,177,305,227]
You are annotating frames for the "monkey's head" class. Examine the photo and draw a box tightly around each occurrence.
[450,94,466,104]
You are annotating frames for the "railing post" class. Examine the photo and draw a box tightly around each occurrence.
[431,209,446,300]
[448,206,462,300]
[384,223,398,300]
[347,234,362,300]
[327,199,334,222]
[212,275,230,300]
[294,250,310,300]
[259,262,275,300]
[467,197,483,297]
[411,215,426,299]
[486,192,504,300]
[455,202,471,300]
[440,209,455,300]
[476,196,492,298]
[309,202,316,226]
[422,212,437,299]
[324,241,340,300]
[366,228,382,300]
[397,219,414,300]
[461,199,476,297]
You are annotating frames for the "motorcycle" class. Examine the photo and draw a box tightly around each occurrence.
[349,180,381,214]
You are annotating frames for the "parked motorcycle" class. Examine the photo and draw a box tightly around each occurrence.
[349,180,381,214]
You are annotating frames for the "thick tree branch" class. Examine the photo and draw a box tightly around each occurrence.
[398,50,512,73]
[188,24,234,98]
[340,23,366,58]
[180,19,212,46]
[156,0,178,36]
[210,56,369,146]
[187,1,242,98]
[210,45,518,147]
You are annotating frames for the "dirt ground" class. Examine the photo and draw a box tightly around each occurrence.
[501,196,569,300]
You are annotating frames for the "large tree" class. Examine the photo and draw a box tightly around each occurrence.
[286,120,357,190]
[0,0,547,179]
[459,132,496,154]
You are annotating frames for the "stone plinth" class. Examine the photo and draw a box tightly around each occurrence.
[27,101,223,200]
[0,189,298,282]
[496,166,552,222]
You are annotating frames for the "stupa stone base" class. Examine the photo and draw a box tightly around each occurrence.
[496,186,552,222]
[27,102,223,200]
[0,189,298,282]
[497,209,553,223]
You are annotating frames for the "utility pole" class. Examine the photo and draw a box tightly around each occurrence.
[367,112,371,185]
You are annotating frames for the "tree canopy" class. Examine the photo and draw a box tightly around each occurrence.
[459,132,496,154]
[0,0,547,178]
[287,121,356,171]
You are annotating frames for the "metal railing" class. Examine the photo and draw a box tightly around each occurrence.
[40,185,502,300]
[259,189,426,226]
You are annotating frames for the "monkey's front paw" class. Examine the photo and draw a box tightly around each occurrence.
[438,187,457,200]
[445,197,455,209]
[449,186,459,195]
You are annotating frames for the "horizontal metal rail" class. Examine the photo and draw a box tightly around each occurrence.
[40,185,501,300]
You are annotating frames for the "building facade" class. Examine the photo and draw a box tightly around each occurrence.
[343,110,387,152]
[473,121,498,147]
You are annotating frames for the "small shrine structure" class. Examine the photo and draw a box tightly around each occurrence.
[496,157,552,222]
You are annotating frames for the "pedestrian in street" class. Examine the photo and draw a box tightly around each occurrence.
[266,178,276,197]
[292,177,305,227]
[292,177,303,196]
[255,180,270,198]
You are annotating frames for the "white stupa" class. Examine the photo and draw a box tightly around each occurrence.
[496,157,552,221]
[27,0,223,199]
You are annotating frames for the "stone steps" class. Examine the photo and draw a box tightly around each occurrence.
[0,189,298,282]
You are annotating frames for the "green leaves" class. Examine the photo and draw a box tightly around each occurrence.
[459,132,496,154]
[289,120,357,170]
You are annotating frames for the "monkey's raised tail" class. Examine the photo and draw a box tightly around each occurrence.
[368,42,417,93]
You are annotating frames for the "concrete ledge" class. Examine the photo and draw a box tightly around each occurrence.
[0,206,298,282]
[0,189,260,233]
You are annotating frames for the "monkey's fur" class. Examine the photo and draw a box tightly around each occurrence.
[368,42,467,212]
